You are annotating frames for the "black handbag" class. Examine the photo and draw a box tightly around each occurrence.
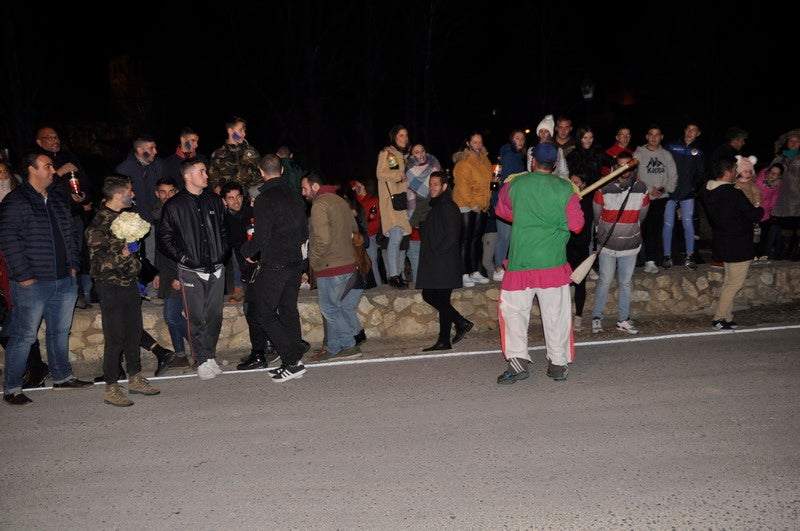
[386,182,408,211]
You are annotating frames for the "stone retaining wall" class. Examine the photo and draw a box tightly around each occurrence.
[56,262,800,363]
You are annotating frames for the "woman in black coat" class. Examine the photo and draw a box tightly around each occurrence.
[416,171,473,351]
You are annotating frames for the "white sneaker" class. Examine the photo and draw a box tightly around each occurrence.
[462,274,475,288]
[492,269,505,282]
[197,360,217,380]
[643,261,658,274]
[592,318,603,334]
[573,315,583,330]
[615,319,639,334]
[207,358,223,375]
[470,271,490,284]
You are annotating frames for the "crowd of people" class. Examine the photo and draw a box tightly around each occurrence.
[0,117,798,404]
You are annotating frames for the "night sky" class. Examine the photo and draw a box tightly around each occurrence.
[1,4,793,187]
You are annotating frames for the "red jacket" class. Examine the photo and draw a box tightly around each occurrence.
[357,193,380,237]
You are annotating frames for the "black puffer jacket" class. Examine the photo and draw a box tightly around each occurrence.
[157,189,230,273]
[0,181,79,282]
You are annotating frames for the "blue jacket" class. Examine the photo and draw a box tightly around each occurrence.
[0,181,79,282]
[115,152,166,223]
[665,138,705,200]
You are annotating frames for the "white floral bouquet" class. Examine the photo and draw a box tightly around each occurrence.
[111,211,151,243]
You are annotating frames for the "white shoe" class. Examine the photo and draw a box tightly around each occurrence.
[470,271,490,284]
[492,269,505,282]
[462,274,475,288]
[615,319,639,335]
[643,261,658,274]
[207,358,223,375]
[573,315,582,330]
[197,360,217,380]
[591,318,603,334]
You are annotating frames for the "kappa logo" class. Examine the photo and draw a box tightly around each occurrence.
[646,158,666,174]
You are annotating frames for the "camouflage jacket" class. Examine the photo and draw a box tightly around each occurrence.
[85,205,142,286]
[209,142,261,193]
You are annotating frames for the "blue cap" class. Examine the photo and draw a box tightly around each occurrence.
[533,142,558,164]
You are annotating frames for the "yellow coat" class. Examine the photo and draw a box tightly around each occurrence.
[452,149,492,211]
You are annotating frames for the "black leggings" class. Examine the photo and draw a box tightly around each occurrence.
[422,288,463,343]
[460,210,487,274]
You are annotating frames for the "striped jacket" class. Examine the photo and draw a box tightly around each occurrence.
[0,181,79,282]
[592,179,650,256]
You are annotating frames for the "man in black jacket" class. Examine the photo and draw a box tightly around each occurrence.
[240,154,309,382]
[157,159,230,381]
[702,156,763,330]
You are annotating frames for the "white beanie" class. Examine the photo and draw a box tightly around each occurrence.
[537,114,555,137]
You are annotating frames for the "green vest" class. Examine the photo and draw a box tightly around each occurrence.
[507,171,574,271]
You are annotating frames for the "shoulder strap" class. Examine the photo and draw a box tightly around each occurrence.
[597,185,633,251]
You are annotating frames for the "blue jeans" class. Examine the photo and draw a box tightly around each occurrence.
[592,252,637,322]
[494,219,512,269]
[385,226,404,277]
[366,234,382,286]
[163,296,188,354]
[407,240,420,283]
[4,276,78,394]
[663,198,695,256]
[317,273,360,355]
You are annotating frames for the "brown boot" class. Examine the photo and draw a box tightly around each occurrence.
[128,373,160,396]
[104,383,133,407]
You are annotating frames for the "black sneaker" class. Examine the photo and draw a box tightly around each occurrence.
[546,361,569,381]
[662,256,672,269]
[684,254,698,270]
[3,391,33,406]
[270,364,306,383]
[712,319,733,330]
[496,368,530,385]
[53,378,94,390]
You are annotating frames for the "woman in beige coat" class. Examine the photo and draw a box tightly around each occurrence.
[376,124,412,288]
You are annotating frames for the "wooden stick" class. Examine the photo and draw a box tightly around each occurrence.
[578,158,639,197]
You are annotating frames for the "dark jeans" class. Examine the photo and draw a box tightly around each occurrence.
[642,197,667,264]
[96,281,143,384]
[422,288,463,343]
[250,264,303,365]
[460,210,487,274]
[243,283,267,353]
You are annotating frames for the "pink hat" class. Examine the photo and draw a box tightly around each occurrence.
[735,155,757,176]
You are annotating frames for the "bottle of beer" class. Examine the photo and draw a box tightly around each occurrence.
[68,172,81,194]
[387,152,399,170]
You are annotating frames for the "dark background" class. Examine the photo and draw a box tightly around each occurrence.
[0,3,793,194]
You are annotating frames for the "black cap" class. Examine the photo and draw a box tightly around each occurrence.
[725,127,748,142]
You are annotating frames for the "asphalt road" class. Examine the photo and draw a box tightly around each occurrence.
[2,326,799,530]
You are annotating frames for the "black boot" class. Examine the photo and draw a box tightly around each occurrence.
[354,329,366,345]
[237,351,267,371]
[423,340,452,352]
[22,341,49,389]
[152,345,176,377]
[453,318,474,344]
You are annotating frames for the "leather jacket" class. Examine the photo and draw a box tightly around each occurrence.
[157,189,231,273]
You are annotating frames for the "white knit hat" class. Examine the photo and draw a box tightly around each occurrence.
[536,114,555,137]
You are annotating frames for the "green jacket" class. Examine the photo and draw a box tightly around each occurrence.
[85,206,141,286]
